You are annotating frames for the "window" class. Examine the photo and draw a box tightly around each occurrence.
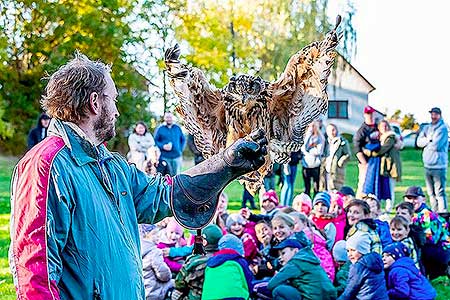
[328,100,348,119]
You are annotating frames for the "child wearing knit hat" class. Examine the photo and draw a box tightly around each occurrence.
[240,190,280,224]
[332,240,351,296]
[338,231,388,300]
[202,234,254,300]
[383,242,436,300]
[311,191,337,249]
[292,193,312,216]
[157,218,187,274]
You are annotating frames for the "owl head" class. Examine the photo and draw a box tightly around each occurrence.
[223,75,267,103]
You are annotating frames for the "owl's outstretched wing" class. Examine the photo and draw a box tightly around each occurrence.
[165,44,227,158]
[268,16,342,162]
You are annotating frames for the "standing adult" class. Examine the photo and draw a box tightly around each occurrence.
[324,124,351,191]
[363,120,402,212]
[27,113,51,149]
[301,121,325,197]
[354,105,378,198]
[417,107,449,212]
[9,52,267,299]
[280,151,301,206]
[154,112,186,175]
[127,121,155,172]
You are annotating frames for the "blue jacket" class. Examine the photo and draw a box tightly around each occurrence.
[10,119,173,300]
[338,252,388,300]
[386,257,436,300]
[154,123,186,159]
[417,119,448,169]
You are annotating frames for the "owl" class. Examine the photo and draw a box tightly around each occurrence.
[165,16,342,194]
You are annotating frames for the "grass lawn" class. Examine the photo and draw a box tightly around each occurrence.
[0,149,449,298]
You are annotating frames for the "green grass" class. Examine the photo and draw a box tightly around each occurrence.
[0,149,449,298]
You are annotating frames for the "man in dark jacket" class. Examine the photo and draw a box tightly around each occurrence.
[27,113,51,149]
[354,105,378,198]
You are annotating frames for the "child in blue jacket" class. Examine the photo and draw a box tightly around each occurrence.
[383,242,436,300]
[338,230,388,300]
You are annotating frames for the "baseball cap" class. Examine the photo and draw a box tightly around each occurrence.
[364,106,375,114]
[273,238,304,250]
[429,107,442,114]
[339,186,355,197]
[403,186,425,198]
[383,242,410,261]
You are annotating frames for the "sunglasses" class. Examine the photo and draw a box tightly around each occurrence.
[404,196,418,200]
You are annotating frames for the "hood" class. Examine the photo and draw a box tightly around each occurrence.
[389,257,417,273]
[358,218,378,231]
[359,252,383,273]
[291,247,320,265]
[207,249,242,268]
[141,239,157,257]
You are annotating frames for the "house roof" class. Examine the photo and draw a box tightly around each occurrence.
[337,53,376,93]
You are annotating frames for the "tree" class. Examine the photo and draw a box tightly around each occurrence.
[166,0,357,85]
[0,0,153,154]
[389,109,402,122]
[400,113,418,130]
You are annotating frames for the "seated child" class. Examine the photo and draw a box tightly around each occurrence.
[311,191,337,248]
[226,213,258,262]
[382,242,436,300]
[364,195,393,248]
[332,240,350,296]
[268,239,337,300]
[241,189,280,223]
[291,211,335,281]
[157,218,187,274]
[172,224,223,300]
[329,191,347,242]
[139,224,173,300]
[292,193,312,216]
[389,216,421,270]
[271,212,295,243]
[254,221,276,279]
[338,186,355,208]
[202,234,254,300]
[395,201,426,250]
[346,199,382,254]
[403,186,450,279]
[338,231,387,300]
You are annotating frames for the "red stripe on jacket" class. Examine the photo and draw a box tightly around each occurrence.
[11,136,65,300]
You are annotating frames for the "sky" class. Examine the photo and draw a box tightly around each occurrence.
[328,0,450,123]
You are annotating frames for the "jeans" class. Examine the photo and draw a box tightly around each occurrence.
[425,168,448,212]
[242,188,257,209]
[272,285,302,300]
[164,156,182,176]
[280,165,298,206]
[302,166,320,197]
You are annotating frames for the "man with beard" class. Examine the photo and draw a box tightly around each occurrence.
[9,52,267,300]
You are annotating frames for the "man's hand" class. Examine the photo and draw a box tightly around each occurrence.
[223,129,268,175]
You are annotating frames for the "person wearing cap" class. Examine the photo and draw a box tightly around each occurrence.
[332,240,351,296]
[338,231,387,300]
[139,224,173,300]
[404,185,450,279]
[267,238,337,300]
[354,105,378,198]
[241,189,280,223]
[27,112,51,149]
[417,107,449,212]
[172,224,223,300]
[202,234,254,300]
[311,192,337,248]
[382,242,436,300]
